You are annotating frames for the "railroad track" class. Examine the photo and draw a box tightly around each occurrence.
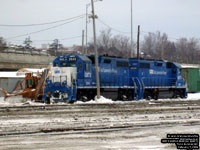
[0,119,199,137]
[0,99,199,138]
[0,105,200,117]
[0,99,199,112]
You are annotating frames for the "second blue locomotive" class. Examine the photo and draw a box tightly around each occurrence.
[43,54,187,102]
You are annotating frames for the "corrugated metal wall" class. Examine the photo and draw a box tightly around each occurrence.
[182,68,200,93]
[0,78,25,97]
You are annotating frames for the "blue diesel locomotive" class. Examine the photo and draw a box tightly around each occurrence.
[43,54,187,102]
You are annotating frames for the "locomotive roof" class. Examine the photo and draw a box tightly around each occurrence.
[129,58,166,62]
[78,55,91,62]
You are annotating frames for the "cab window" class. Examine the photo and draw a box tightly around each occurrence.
[85,63,90,71]
[60,62,67,67]
[69,62,76,67]
[53,62,58,67]
[78,62,82,70]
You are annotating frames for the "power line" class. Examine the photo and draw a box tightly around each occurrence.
[5,16,84,40]
[60,36,82,41]
[0,14,85,27]
[6,35,82,43]
[97,18,131,34]
[33,36,82,42]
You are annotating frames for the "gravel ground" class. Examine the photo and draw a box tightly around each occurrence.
[0,98,199,150]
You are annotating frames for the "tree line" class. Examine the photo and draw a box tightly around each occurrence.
[88,29,200,64]
[1,29,200,64]
[0,37,6,51]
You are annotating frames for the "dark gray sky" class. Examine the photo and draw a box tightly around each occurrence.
[0,0,199,47]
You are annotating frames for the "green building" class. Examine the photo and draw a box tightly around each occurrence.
[182,64,200,93]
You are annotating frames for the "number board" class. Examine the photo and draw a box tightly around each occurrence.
[68,57,77,62]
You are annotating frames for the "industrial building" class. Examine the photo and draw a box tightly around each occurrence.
[182,64,200,93]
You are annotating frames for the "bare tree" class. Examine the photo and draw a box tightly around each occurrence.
[0,37,7,51]
[97,29,112,51]
[90,29,200,63]
[187,38,199,64]
[112,35,134,58]
[89,29,136,57]
[142,31,172,60]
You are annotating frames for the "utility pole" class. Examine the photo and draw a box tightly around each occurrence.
[82,30,85,54]
[91,0,101,99]
[131,0,133,58]
[137,25,140,59]
[86,0,103,54]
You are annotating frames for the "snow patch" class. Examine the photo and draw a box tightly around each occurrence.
[0,72,25,78]
[187,93,200,100]
[0,96,44,107]
[76,96,113,104]
[94,96,113,103]
[0,96,25,106]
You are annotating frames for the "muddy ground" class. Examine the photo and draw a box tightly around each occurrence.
[0,99,199,150]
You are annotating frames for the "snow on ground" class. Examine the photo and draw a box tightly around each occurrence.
[0,96,25,106]
[75,96,113,104]
[187,92,200,100]
[17,68,45,73]
[0,93,199,107]
[0,72,25,78]
[0,96,45,107]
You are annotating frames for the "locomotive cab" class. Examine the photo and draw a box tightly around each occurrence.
[43,55,92,103]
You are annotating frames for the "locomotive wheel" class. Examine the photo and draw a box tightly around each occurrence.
[153,92,159,100]
[127,94,133,100]
[78,95,88,102]
[146,96,152,100]
[153,89,159,100]
[154,95,158,100]
[45,97,50,104]
[117,91,123,101]
[172,90,182,99]
[69,100,75,104]
[127,90,133,101]
[77,94,88,102]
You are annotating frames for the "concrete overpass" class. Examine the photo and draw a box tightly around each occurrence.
[0,53,55,71]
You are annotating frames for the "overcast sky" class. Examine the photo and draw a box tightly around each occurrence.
[0,0,199,47]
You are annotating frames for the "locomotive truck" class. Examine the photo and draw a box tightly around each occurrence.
[43,54,187,103]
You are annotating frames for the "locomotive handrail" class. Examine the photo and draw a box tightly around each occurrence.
[132,77,145,99]
[132,78,137,99]
[137,77,144,89]
[140,78,145,89]
[132,78,137,89]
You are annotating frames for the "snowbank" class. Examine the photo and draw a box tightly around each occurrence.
[0,96,45,107]
[17,68,45,73]
[0,72,25,78]
[0,96,26,107]
[76,96,113,104]
[187,93,200,100]
[94,96,113,103]
[181,64,200,69]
